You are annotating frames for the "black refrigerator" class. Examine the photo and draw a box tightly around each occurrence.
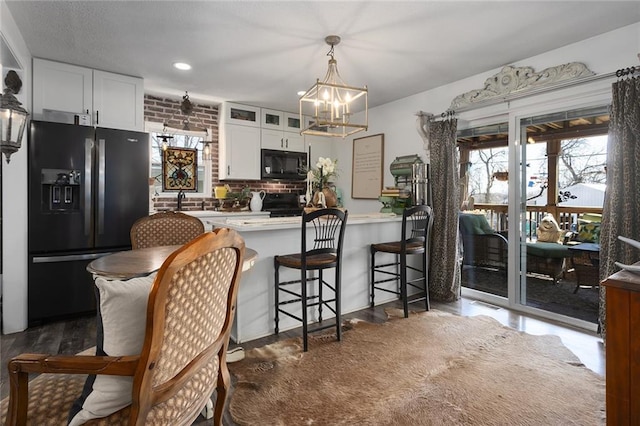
[28,120,149,325]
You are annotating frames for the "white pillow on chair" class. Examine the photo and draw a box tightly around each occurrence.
[68,273,155,426]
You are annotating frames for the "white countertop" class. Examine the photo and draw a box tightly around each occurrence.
[182,210,270,218]
[208,212,401,232]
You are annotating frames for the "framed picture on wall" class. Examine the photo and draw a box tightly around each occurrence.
[352,133,384,199]
[162,147,198,191]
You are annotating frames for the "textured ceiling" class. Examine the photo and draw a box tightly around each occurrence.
[5,1,640,112]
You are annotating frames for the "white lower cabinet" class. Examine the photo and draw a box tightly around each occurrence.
[219,124,261,180]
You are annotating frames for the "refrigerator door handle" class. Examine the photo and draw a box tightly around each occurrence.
[84,138,93,236]
[32,252,114,263]
[98,138,106,235]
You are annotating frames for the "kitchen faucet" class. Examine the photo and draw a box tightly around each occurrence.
[177,189,185,211]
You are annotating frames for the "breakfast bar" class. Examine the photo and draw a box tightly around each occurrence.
[208,213,404,343]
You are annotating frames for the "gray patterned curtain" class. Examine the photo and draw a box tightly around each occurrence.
[428,119,461,301]
[599,75,640,337]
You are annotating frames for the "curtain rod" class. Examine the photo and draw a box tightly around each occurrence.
[616,65,637,78]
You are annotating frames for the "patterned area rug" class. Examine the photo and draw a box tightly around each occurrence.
[462,267,599,323]
[229,310,605,425]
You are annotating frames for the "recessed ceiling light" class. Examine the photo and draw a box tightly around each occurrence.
[173,62,192,71]
[297,91,306,96]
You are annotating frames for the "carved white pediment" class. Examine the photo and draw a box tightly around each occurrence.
[450,62,595,110]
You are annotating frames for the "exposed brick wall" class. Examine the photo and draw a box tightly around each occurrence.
[144,94,305,211]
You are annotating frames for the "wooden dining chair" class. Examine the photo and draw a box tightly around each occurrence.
[3,228,245,426]
[130,211,205,249]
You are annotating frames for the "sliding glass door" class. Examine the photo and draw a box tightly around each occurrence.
[518,107,607,325]
[458,123,509,299]
[459,105,608,328]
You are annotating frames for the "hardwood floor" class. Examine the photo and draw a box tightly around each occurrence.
[0,297,604,424]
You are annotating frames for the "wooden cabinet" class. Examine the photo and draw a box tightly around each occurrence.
[261,108,283,130]
[224,103,260,127]
[33,59,93,120]
[284,112,302,133]
[602,266,640,424]
[261,110,305,152]
[92,70,144,131]
[219,123,261,181]
[220,103,305,179]
[219,103,261,180]
[33,58,144,131]
[261,128,304,152]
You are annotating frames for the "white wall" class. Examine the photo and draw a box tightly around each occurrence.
[1,0,31,333]
[339,22,640,214]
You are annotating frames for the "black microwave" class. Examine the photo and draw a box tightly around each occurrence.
[261,149,308,181]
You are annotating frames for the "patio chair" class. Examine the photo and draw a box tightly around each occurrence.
[459,212,572,283]
[459,212,508,272]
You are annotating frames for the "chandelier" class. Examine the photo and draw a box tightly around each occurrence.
[299,35,368,138]
[0,71,29,163]
[161,91,212,161]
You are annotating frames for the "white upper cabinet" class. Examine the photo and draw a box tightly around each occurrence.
[260,110,305,152]
[219,103,261,180]
[92,70,144,131]
[225,103,261,127]
[261,109,283,130]
[284,112,302,133]
[33,59,93,120]
[32,58,144,131]
[219,124,261,180]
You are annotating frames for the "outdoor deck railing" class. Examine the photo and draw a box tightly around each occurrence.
[472,203,603,240]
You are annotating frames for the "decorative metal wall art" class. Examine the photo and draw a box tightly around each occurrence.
[162,147,198,191]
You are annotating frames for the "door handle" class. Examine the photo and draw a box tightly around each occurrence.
[98,139,106,234]
[84,139,92,236]
[33,252,114,263]
[96,110,99,125]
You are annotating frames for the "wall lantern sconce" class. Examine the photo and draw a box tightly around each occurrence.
[201,140,213,162]
[299,35,368,138]
[0,70,29,163]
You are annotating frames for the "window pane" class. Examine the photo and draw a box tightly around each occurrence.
[558,135,607,207]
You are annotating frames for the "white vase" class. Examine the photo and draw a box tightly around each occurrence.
[250,190,266,212]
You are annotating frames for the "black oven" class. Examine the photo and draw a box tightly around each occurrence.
[263,192,304,217]
[261,149,307,181]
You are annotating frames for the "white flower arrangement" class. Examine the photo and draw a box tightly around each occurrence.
[307,157,339,188]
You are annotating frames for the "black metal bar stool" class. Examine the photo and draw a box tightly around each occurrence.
[274,208,348,351]
[370,205,433,318]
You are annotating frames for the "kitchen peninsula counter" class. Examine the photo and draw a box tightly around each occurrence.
[210,212,401,231]
[208,213,405,343]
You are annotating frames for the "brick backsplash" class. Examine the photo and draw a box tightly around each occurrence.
[144,95,305,211]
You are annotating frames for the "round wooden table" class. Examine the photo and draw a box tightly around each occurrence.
[87,245,258,279]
